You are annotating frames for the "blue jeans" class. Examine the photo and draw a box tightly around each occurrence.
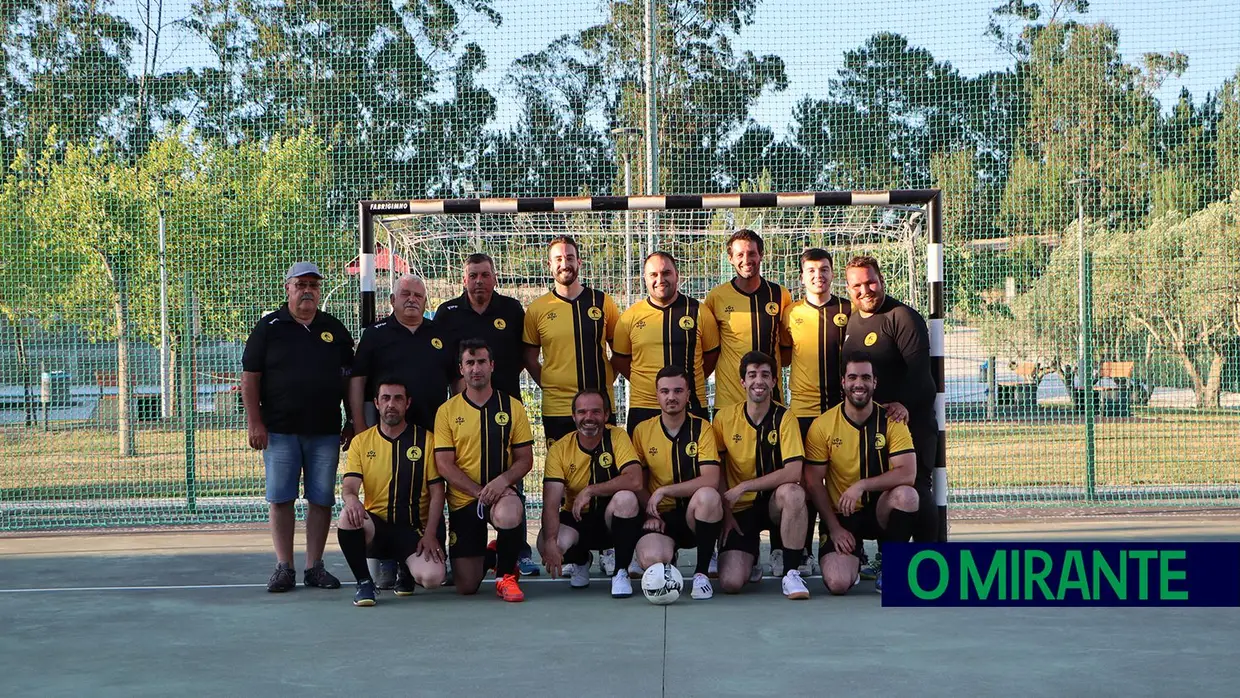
[263,433,340,507]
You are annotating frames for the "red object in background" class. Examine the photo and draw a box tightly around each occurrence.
[345,245,409,275]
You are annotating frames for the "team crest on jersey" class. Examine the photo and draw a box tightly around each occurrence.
[366,450,376,459]
[406,446,423,461]
[765,302,780,316]
[599,452,614,468]
[724,305,735,314]
[830,437,843,447]
[795,317,804,325]
[431,337,444,349]
[587,306,603,321]
[493,318,507,330]
[834,313,848,327]
[635,320,647,330]
[449,531,458,546]
[766,431,778,445]
[864,332,878,346]
[678,316,695,331]
[495,412,510,426]
[685,441,698,457]
[455,416,466,425]
[874,433,886,450]
[648,447,659,456]
[320,331,334,343]
[548,311,558,321]
[732,433,742,443]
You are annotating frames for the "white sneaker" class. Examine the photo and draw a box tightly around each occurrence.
[561,563,575,578]
[748,563,763,583]
[611,570,633,598]
[707,550,718,577]
[782,569,810,600]
[770,549,784,577]
[600,548,616,576]
[691,572,713,600]
[628,558,643,578]
[571,553,592,588]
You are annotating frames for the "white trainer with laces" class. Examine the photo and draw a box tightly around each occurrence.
[770,549,784,577]
[600,548,616,576]
[628,559,644,578]
[611,570,633,598]
[571,553,593,588]
[782,569,810,600]
[691,572,713,600]
[707,550,718,577]
[798,549,815,577]
[561,563,575,578]
[749,563,763,583]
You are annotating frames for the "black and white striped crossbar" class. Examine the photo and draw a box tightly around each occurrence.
[358,189,948,540]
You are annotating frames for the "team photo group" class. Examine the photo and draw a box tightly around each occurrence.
[240,230,942,606]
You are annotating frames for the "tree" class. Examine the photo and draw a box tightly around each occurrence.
[1216,71,1240,195]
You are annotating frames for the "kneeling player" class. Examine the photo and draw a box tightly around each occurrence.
[631,366,723,600]
[337,380,447,606]
[804,352,919,595]
[539,390,643,597]
[714,351,811,599]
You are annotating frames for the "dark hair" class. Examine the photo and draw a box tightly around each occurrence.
[374,377,410,400]
[643,251,677,270]
[548,235,579,256]
[458,337,492,362]
[845,255,882,277]
[738,350,777,381]
[843,351,874,371]
[464,252,495,269]
[800,248,832,271]
[571,389,611,415]
[727,229,764,256]
[655,364,690,386]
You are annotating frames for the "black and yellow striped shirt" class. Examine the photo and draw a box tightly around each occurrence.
[522,288,621,417]
[704,279,792,410]
[712,402,804,513]
[433,390,535,511]
[804,403,915,512]
[543,425,641,513]
[344,424,440,529]
[632,414,721,513]
[612,295,720,411]
[784,295,852,418]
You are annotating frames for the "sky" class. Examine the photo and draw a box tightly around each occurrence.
[120,0,1240,136]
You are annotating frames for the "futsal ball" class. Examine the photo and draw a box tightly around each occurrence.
[641,562,684,605]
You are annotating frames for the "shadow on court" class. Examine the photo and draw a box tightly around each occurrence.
[2,516,1240,697]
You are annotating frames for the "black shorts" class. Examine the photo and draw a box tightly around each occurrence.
[639,506,697,550]
[720,494,776,557]
[544,414,617,444]
[448,502,509,559]
[558,506,613,551]
[366,512,423,562]
[626,406,708,435]
[818,506,883,559]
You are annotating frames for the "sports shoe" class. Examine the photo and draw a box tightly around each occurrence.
[267,562,296,593]
[770,549,784,577]
[748,563,763,583]
[496,573,525,602]
[628,559,643,578]
[798,549,815,577]
[861,550,882,581]
[518,554,540,577]
[782,569,810,600]
[394,564,416,596]
[875,570,883,595]
[353,580,377,606]
[374,559,398,590]
[571,553,593,588]
[707,549,719,578]
[561,563,575,578]
[691,572,713,600]
[600,548,616,576]
[611,570,633,598]
[303,561,341,589]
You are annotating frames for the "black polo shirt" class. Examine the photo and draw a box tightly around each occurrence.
[353,315,459,431]
[242,304,353,435]
[842,295,937,420]
[432,292,526,397]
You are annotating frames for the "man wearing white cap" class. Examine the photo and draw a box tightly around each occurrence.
[242,262,356,592]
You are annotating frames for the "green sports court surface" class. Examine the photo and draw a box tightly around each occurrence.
[2,514,1239,697]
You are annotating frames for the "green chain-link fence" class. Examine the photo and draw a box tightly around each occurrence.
[1,0,1238,529]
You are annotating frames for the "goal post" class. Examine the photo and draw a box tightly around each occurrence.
[358,190,948,540]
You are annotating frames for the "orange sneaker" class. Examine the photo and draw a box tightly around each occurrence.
[496,573,525,602]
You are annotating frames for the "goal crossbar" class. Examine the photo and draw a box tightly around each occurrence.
[357,189,948,539]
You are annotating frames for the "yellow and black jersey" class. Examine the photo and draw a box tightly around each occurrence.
[543,425,640,513]
[522,288,621,418]
[344,424,440,528]
[784,295,853,418]
[712,402,804,512]
[433,390,535,511]
[612,295,720,411]
[704,279,792,410]
[804,404,915,513]
[632,414,721,513]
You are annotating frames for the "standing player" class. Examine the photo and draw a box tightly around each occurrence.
[434,339,535,602]
[612,252,720,432]
[632,366,723,601]
[539,390,643,598]
[704,229,792,415]
[337,379,446,606]
[804,353,919,594]
[782,248,853,574]
[841,255,938,544]
[713,351,811,599]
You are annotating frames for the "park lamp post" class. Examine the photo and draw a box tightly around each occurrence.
[611,126,643,303]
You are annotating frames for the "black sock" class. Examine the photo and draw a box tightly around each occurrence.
[694,519,722,575]
[336,527,371,583]
[883,509,917,545]
[564,542,590,565]
[803,503,818,554]
[611,514,640,572]
[769,523,783,551]
[496,526,522,577]
[783,547,804,575]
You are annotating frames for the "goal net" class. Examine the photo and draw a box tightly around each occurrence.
[358,192,946,523]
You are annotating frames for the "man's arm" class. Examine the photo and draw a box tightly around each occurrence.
[340,474,366,529]
[497,443,534,489]
[862,452,916,491]
[728,458,802,496]
[610,354,632,380]
[522,345,543,386]
[434,450,482,500]
[241,371,266,450]
[803,463,836,524]
[347,376,367,431]
[703,349,719,380]
[424,481,446,541]
[889,306,937,412]
[580,463,643,499]
[541,480,566,576]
